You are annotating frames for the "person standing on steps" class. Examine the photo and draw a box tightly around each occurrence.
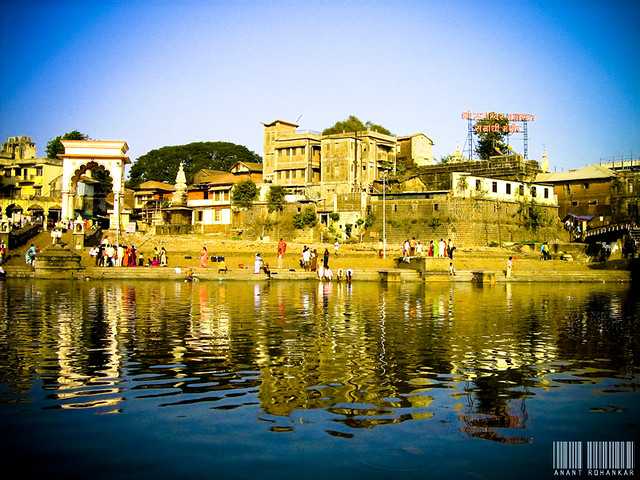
[506,256,513,279]
[277,238,287,268]
[200,245,208,268]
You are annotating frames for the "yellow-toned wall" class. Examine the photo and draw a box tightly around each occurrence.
[263,123,297,177]
[0,161,62,198]
[412,135,434,166]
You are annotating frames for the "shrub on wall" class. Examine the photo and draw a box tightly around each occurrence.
[293,206,317,230]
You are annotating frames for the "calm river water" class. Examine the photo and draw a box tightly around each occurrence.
[0,279,638,479]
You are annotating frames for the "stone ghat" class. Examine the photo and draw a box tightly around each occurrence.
[3,266,631,283]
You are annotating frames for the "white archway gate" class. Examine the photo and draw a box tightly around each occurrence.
[59,140,129,231]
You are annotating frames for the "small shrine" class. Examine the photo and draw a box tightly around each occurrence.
[159,162,192,232]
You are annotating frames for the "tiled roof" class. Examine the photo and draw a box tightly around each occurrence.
[136,180,175,191]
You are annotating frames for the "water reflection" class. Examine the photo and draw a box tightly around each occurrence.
[0,280,638,443]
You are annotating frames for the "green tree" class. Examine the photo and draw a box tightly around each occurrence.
[128,141,262,187]
[46,130,89,159]
[232,180,258,208]
[292,206,317,229]
[267,185,286,212]
[322,115,391,135]
[475,114,510,160]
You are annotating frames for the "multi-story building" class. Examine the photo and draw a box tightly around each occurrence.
[0,136,63,200]
[262,119,429,197]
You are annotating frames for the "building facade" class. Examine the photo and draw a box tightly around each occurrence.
[262,119,432,197]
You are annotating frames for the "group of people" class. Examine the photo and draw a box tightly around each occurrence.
[89,238,168,268]
[400,237,456,259]
[299,246,332,272]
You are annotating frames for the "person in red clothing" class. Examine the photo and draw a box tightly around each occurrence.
[277,238,287,268]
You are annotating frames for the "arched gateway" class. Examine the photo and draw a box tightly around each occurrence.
[59,140,129,231]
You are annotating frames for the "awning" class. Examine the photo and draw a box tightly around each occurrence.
[563,214,594,222]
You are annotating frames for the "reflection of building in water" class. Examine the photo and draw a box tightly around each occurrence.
[185,284,231,360]
[0,280,635,437]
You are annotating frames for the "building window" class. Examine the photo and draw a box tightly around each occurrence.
[572,201,579,206]
[393,205,397,212]
[197,211,203,222]
[519,185,525,196]
[588,200,598,205]
[475,179,481,191]
[492,181,497,193]
[583,182,589,189]
[214,209,221,222]
[531,186,537,197]
[544,188,549,199]
[506,183,511,195]
[203,191,209,200]
[434,204,439,211]
[35,167,43,176]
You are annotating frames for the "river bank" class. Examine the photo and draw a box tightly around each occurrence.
[2,234,635,283]
[3,264,632,283]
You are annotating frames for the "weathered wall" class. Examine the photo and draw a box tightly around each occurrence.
[552,178,613,219]
[368,196,565,246]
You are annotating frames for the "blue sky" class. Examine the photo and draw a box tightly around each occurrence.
[1,0,638,171]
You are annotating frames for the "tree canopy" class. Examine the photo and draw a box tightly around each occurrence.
[127,141,262,187]
[322,115,391,136]
[232,179,258,208]
[46,130,89,159]
[475,115,510,160]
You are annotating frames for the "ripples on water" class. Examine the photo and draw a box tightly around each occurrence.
[0,280,638,478]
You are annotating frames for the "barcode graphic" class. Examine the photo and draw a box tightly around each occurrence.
[553,441,582,470]
[587,441,634,470]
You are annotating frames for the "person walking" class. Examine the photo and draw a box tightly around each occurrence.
[160,247,168,266]
[323,248,330,269]
[428,240,434,257]
[277,238,287,269]
[438,238,446,258]
[506,256,513,279]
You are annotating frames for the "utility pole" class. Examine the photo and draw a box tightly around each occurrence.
[383,172,387,259]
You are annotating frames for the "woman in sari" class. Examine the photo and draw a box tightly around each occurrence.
[200,246,208,268]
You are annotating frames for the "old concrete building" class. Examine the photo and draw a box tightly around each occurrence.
[397,133,435,168]
[535,165,617,221]
[0,136,64,221]
[320,130,396,195]
[263,119,434,197]
[262,120,321,195]
[0,136,63,200]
